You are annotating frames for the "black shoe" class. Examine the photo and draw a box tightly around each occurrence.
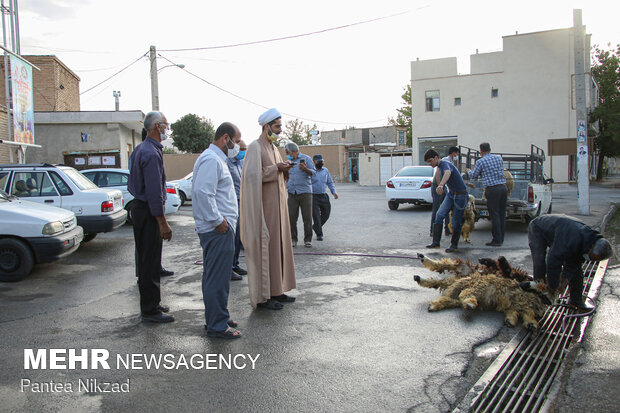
[445,231,461,253]
[426,223,443,248]
[142,312,175,323]
[160,268,174,277]
[485,241,503,246]
[157,305,170,313]
[317,235,323,241]
[272,294,296,303]
[568,297,595,312]
[232,266,248,275]
[231,272,242,281]
[257,299,284,310]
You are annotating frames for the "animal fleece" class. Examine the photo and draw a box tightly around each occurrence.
[482,170,514,199]
[448,194,476,243]
[414,254,547,330]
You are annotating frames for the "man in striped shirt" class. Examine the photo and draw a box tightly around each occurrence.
[467,142,507,246]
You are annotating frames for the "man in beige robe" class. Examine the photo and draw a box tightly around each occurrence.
[240,108,297,310]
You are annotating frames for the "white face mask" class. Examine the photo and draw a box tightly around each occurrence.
[227,143,240,158]
[160,128,171,141]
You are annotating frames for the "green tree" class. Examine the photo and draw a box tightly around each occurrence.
[171,114,215,153]
[589,44,620,180]
[282,118,315,146]
[388,84,412,146]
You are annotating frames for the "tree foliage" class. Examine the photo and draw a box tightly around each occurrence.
[171,114,215,153]
[589,44,620,179]
[282,118,317,146]
[388,84,412,146]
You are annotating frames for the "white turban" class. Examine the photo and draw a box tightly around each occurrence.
[258,108,281,126]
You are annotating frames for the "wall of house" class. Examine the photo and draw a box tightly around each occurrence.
[320,126,402,148]
[0,109,10,163]
[278,144,349,182]
[163,154,200,180]
[358,153,381,186]
[411,28,591,183]
[30,123,124,165]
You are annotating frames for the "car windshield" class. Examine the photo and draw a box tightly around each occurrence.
[396,167,433,177]
[62,168,99,190]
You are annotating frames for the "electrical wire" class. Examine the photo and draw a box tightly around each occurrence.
[159,11,410,52]
[157,53,388,126]
[79,52,148,95]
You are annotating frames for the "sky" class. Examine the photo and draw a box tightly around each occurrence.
[15,0,620,145]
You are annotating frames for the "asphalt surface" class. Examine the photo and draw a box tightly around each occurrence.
[0,180,618,412]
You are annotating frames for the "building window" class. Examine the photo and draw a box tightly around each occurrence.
[454,97,461,106]
[491,88,499,98]
[398,130,405,145]
[425,90,440,112]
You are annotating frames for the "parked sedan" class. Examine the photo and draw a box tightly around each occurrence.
[82,168,181,223]
[385,166,434,210]
[169,172,192,206]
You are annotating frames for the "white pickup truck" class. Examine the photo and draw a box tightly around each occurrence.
[459,145,554,223]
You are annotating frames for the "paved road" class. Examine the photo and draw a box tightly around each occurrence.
[0,182,617,412]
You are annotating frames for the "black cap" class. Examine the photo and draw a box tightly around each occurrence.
[313,154,323,161]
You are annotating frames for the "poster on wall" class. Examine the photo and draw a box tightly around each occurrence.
[102,156,115,166]
[88,156,101,165]
[10,55,35,145]
[74,158,86,165]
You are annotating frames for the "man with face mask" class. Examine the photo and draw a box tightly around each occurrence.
[128,111,174,323]
[526,214,613,311]
[240,108,297,311]
[311,154,338,241]
[284,141,316,248]
[226,139,247,280]
[192,122,242,338]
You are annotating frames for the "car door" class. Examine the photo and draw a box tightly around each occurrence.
[10,171,63,207]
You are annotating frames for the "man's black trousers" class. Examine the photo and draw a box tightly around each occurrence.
[312,193,331,237]
[132,200,163,315]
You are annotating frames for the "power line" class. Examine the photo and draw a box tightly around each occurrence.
[159,11,410,52]
[80,52,147,95]
[157,54,388,126]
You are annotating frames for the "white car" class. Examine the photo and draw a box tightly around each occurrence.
[385,166,434,210]
[0,164,126,242]
[82,168,181,223]
[0,189,84,281]
[169,172,192,206]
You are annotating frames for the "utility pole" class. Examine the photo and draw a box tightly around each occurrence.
[149,45,159,111]
[574,9,589,215]
[113,90,121,111]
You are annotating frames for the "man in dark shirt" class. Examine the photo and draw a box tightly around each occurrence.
[528,214,613,310]
[424,149,469,252]
[128,111,174,323]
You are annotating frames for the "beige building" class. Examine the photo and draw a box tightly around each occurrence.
[32,111,144,169]
[320,125,408,150]
[411,27,595,183]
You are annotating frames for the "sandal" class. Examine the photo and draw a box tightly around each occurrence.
[206,327,242,339]
[204,320,238,330]
[257,299,284,310]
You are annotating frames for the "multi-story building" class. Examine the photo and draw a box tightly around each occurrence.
[411,27,595,182]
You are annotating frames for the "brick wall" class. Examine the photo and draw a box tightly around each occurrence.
[0,108,11,163]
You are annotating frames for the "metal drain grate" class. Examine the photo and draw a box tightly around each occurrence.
[454,259,609,413]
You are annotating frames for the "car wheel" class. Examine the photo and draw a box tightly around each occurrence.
[83,233,97,242]
[179,191,186,207]
[0,238,34,282]
[388,201,399,210]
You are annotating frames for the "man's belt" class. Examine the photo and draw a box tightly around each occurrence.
[486,184,506,189]
[453,190,468,195]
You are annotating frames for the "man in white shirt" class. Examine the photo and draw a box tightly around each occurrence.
[192,122,242,339]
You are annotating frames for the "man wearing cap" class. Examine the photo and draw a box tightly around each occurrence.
[527,214,613,311]
[311,154,338,241]
[240,108,297,311]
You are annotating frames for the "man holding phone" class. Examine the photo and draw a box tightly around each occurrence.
[284,142,316,248]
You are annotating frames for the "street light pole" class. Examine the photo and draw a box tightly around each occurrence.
[149,45,159,111]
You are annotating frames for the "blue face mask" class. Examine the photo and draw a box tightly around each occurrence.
[286,155,294,161]
[236,151,246,161]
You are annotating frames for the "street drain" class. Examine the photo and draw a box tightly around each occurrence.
[454,259,609,413]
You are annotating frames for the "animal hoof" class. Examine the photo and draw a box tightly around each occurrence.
[524,321,538,331]
[413,275,421,283]
[504,319,516,328]
[417,253,425,261]
[464,302,476,310]
[428,304,437,312]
